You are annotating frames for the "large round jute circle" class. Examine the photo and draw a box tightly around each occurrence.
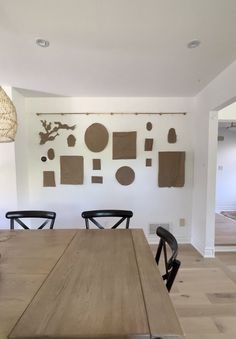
[115,166,135,186]
[84,123,109,152]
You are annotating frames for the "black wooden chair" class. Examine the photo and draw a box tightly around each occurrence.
[81,209,133,229]
[155,226,181,292]
[5,210,56,230]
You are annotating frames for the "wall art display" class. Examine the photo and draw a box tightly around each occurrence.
[158,151,185,187]
[146,158,152,167]
[67,134,76,147]
[85,123,109,152]
[39,120,76,145]
[115,166,135,186]
[91,176,103,184]
[47,148,55,160]
[113,132,137,159]
[168,128,177,143]
[146,122,152,131]
[60,156,84,185]
[93,159,101,170]
[37,112,187,189]
[43,171,56,187]
[144,138,153,151]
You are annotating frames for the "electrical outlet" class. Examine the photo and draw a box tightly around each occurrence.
[218,136,224,141]
[179,218,185,227]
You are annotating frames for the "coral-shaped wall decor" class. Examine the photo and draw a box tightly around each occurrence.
[39,120,76,145]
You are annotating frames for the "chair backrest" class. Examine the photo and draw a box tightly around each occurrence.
[81,209,133,229]
[6,210,56,230]
[155,226,181,292]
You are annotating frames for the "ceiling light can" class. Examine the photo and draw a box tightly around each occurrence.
[187,40,201,49]
[36,38,50,48]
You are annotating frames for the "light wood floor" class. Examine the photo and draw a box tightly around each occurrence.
[215,213,236,245]
[151,244,236,339]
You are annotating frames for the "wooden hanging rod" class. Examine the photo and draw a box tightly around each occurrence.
[36,112,187,116]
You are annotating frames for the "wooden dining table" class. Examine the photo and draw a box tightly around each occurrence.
[0,228,184,339]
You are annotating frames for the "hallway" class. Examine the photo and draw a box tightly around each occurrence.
[215,213,236,246]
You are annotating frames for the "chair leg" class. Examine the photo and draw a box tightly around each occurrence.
[166,260,181,292]
[10,219,14,230]
[85,219,89,229]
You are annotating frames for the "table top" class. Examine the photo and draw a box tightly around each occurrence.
[0,229,184,339]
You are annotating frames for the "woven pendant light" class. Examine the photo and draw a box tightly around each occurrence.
[0,86,17,142]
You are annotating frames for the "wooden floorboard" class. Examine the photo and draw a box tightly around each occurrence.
[215,213,236,245]
[151,244,236,338]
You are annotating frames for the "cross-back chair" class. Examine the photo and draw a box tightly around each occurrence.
[6,210,56,230]
[155,226,181,292]
[81,209,133,229]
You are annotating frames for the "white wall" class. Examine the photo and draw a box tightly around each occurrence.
[216,127,236,211]
[192,60,236,257]
[0,86,17,228]
[22,97,194,242]
[2,61,235,253]
[218,102,236,120]
[12,89,29,209]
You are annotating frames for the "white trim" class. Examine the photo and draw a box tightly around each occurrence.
[147,235,216,257]
[215,205,236,212]
[191,240,205,257]
[147,235,190,245]
[191,241,215,257]
[204,247,215,257]
[215,245,236,252]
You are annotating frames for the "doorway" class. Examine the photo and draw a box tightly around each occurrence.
[215,102,236,247]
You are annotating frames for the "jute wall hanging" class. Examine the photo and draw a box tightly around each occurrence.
[37,114,187,187]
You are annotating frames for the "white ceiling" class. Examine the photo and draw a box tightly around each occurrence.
[0,0,236,97]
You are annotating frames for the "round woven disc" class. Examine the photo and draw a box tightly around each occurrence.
[115,166,135,186]
[85,123,109,152]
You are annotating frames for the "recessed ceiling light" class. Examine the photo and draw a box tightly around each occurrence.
[36,38,50,48]
[187,40,201,49]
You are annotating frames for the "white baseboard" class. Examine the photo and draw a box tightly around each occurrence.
[147,234,190,245]
[191,241,203,256]
[215,245,236,252]
[215,204,236,212]
[148,235,215,257]
[204,247,215,257]
[191,240,215,258]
